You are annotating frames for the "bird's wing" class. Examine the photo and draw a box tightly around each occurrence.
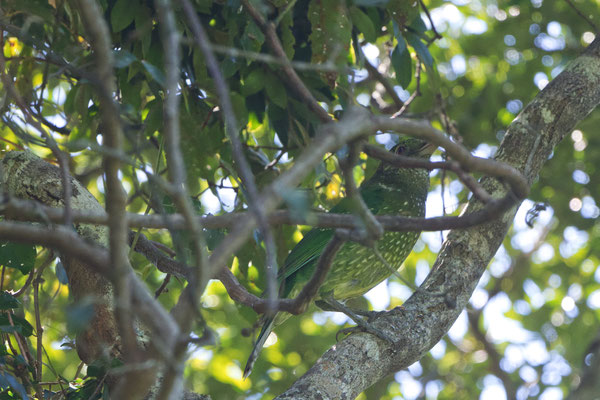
[277,183,386,293]
[277,227,333,288]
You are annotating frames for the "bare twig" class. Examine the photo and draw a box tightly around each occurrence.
[418,0,443,41]
[156,0,208,316]
[362,54,404,110]
[373,116,529,198]
[179,41,338,73]
[392,61,422,118]
[362,144,493,202]
[0,52,74,227]
[563,0,598,32]
[216,237,344,315]
[128,231,189,279]
[1,185,517,233]
[340,142,383,242]
[11,267,36,298]
[154,275,172,298]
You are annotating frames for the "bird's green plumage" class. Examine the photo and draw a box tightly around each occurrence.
[244,137,435,378]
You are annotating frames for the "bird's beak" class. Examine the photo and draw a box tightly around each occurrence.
[418,141,437,156]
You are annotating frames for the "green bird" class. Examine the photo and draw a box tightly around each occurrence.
[244,137,435,378]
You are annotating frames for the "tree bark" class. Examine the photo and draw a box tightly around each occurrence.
[1,151,120,364]
[276,37,600,400]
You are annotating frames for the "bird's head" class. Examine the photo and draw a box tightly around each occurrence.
[372,136,436,190]
[390,136,437,159]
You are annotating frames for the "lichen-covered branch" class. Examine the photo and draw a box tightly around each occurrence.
[276,36,600,400]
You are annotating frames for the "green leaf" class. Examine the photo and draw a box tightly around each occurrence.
[409,16,428,35]
[0,314,34,337]
[111,0,136,33]
[240,20,265,55]
[230,91,249,127]
[242,68,266,96]
[265,75,287,108]
[350,6,377,43]
[279,9,296,59]
[14,0,54,21]
[141,60,166,87]
[0,293,20,310]
[353,0,389,5]
[308,0,352,65]
[391,41,412,88]
[0,372,28,400]
[0,242,36,275]
[113,49,137,68]
[406,32,433,68]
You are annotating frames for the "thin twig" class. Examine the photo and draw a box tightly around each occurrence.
[0,52,74,227]
[154,274,172,298]
[362,52,404,110]
[418,0,443,40]
[362,144,493,203]
[563,0,598,32]
[340,142,383,242]
[392,61,422,117]
[216,237,344,315]
[156,0,208,313]
[2,185,517,234]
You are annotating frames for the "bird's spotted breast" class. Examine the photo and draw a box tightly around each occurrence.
[318,230,419,299]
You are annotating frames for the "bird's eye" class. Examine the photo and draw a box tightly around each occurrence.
[395,145,406,154]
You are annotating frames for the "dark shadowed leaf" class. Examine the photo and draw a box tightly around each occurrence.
[0,314,34,337]
[406,32,433,68]
[0,242,36,275]
[391,39,412,88]
[110,0,136,32]
[0,293,20,310]
[350,6,377,43]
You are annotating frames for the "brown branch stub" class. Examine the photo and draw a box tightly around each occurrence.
[216,237,344,316]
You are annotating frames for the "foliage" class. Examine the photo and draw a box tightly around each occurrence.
[0,0,599,399]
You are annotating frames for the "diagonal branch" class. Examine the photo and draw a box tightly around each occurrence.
[276,35,600,400]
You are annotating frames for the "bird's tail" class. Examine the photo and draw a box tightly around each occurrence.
[243,315,276,379]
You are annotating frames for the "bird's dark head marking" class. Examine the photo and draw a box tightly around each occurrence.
[391,137,436,158]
